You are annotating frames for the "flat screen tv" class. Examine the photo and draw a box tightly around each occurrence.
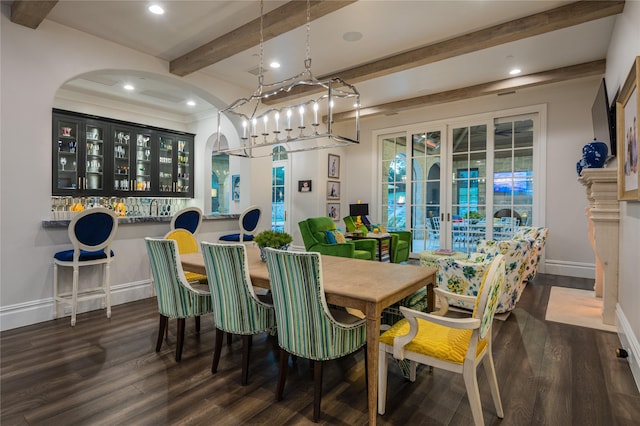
[591,78,617,158]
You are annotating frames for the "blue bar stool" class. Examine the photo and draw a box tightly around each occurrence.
[53,207,118,326]
[219,205,261,243]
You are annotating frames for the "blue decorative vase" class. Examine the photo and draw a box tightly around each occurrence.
[577,140,608,175]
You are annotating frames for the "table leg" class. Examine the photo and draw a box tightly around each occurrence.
[366,315,380,425]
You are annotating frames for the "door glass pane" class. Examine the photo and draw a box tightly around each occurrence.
[56,120,79,191]
[85,123,104,191]
[158,135,174,193]
[492,117,534,239]
[176,138,190,193]
[211,153,229,214]
[136,132,152,192]
[113,128,131,191]
[408,131,441,251]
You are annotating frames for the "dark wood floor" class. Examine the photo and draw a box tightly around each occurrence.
[2,273,640,425]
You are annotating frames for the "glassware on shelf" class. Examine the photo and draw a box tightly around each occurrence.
[145,149,150,160]
[60,157,67,171]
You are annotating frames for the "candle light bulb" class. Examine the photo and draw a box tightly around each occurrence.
[286,109,292,130]
[275,112,280,132]
[313,102,319,124]
[251,118,257,136]
[299,105,305,127]
[242,120,247,138]
[263,115,268,133]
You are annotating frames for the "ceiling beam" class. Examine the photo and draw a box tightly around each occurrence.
[331,60,606,122]
[170,0,357,77]
[10,0,58,29]
[266,0,624,103]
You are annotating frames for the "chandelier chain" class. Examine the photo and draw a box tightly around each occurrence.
[305,0,311,69]
[258,0,265,87]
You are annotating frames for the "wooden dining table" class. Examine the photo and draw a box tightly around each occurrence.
[180,246,436,425]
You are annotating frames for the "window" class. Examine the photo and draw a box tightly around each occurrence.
[271,146,288,231]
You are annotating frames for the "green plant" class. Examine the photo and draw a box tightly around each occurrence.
[463,211,484,220]
[254,230,293,248]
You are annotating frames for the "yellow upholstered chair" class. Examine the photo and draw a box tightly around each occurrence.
[378,254,506,426]
[164,229,208,284]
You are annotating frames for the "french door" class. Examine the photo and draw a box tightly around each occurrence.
[271,146,290,233]
[381,111,538,254]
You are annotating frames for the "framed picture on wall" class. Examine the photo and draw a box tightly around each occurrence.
[232,174,240,201]
[616,56,640,201]
[327,180,340,200]
[328,154,340,179]
[327,203,340,220]
[298,180,312,192]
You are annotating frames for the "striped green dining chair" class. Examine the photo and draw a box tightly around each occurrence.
[378,254,506,426]
[145,238,213,362]
[264,248,367,423]
[200,242,276,386]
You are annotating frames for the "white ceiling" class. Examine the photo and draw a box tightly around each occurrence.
[42,0,616,118]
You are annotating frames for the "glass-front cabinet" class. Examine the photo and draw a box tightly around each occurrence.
[52,110,194,198]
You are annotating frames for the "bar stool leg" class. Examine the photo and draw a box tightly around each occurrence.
[71,265,79,327]
[53,263,59,319]
[104,262,111,319]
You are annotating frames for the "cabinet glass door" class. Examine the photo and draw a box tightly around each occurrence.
[134,131,152,193]
[55,118,80,192]
[159,135,175,193]
[176,138,191,194]
[112,127,132,192]
[85,122,106,191]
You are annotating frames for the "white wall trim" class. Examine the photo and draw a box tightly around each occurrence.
[617,303,640,393]
[543,259,595,279]
[0,280,154,331]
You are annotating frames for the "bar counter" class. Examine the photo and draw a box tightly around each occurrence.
[41,213,238,228]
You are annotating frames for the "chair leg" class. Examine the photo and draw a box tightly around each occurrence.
[53,263,59,319]
[104,262,111,319]
[176,318,185,362]
[156,315,168,352]
[227,332,232,346]
[462,361,484,426]
[212,328,224,374]
[241,335,252,386]
[313,360,324,422]
[195,316,201,333]
[71,265,79,327]
[378,348,388,415]
[483,353,504,418]
[276,348,289,402]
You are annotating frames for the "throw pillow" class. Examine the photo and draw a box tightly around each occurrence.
[334,230,347,244]
[324,230,337,244]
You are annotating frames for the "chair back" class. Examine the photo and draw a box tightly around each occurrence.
[200,242,275,335]
[265,248,365,360]
[472,254,506,338]
[145,238,207,318]
[170,207,203,234]
[240,206,261,237]
[165,229,199,254]
[69,207,118,259]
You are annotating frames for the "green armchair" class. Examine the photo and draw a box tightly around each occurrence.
[343,216,411,263]
[298,217,376,260]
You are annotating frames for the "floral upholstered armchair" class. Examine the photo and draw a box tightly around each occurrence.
[437,238,533,314]
[514,226,549,282]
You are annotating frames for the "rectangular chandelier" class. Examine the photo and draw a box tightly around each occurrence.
[215,69,360,158]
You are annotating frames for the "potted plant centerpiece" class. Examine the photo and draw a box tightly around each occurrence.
[254,230,293,261]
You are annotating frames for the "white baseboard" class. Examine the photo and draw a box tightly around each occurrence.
[0,279,154,331]
[616,303,640,393]
[543,259,595,279]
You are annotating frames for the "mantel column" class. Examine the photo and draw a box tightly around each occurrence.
[578,168,619,325]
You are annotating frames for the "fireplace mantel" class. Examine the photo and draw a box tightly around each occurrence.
[578,168,619,325]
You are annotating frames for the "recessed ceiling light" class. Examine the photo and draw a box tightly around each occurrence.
[148,4,164,15]
[343,31,363,42]
[187,100,196,107]
[509,68,522,76]
[269,61,280,69]
[123,84,135,91]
